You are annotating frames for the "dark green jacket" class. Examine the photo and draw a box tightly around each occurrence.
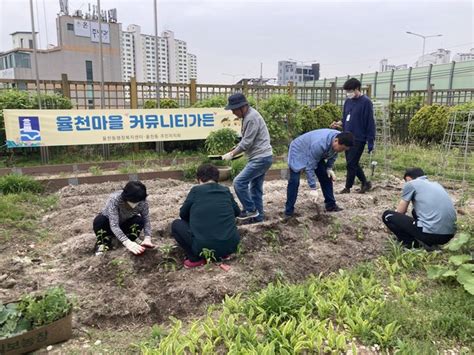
[180,183,241,257]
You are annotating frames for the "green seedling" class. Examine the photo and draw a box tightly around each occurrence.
[264,229,280,251]
[301,223,310,240]
[88,165,103,176]
[200,248,216,269]
[129,223,140,241]
[110,258,129,287]
[158,244,178,272]
[96,229,110,252]
[235,242,243,257]
[328,219,341,242]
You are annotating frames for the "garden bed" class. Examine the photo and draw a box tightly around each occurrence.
[1,177,407,328]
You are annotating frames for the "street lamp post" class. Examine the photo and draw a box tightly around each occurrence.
[406,31,443,67]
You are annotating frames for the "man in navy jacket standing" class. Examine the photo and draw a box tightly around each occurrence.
[331,78,375,194]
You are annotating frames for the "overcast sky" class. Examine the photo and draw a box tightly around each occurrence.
[1,0,473,83]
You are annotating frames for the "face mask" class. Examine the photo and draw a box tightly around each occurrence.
[127,201,139,208]
[346,92,355,99]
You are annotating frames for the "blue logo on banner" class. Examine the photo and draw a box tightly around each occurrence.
[19,116,41,142]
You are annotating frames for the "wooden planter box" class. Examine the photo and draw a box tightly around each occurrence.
[0,311,72,355]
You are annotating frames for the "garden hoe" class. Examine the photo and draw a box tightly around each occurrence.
[369,152,378,180]
[207,153,244,161]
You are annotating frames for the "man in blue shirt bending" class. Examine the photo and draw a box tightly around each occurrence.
[284,129,354,217]
[331,78,376,194]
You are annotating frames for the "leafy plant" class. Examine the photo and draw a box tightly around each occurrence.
[144,98,179,109]
[299,102,342,134]
[264,229,280,250]
[426,232,474,295]
[0,90,34,149]
[259,95,301,146]
[193,95,228,108]
[389,95,424,141]
[0,303,30,339]
[409,104,451,143]
[182,161,200,181]
[204,128,239,155]
[88,165,103,176]
[200,248,216,267]
[159,244,178,271]
[2,286,74,339]
[230,157,247,180]
[19,287,71,328]
[118,162,139,174]
[328,218,342,242]
[0,174,44,194]
[31,93,73,110]
[193,95,257,108]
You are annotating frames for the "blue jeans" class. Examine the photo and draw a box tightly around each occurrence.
[233,155,273,220]
[285,160,336,216]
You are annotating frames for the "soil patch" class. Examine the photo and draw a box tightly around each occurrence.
[1,177,464,331]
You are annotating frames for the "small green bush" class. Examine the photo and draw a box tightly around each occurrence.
[182,161,200,181]
[0,90,34,150]
[144,98,179,109]
[205,128,239,155]
[0,174,44,194]
[231,157,247,179]
[193,95,256,108]
[193,95,228,108]
[1,286,71,339]
[409,104,451,143]
[299,102,342,134]
[259,95,301,146]
[32,93,73,109]
[18,286,72,328]
[389,95,424,141]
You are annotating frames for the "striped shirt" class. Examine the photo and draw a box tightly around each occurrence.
[100,191,152,243]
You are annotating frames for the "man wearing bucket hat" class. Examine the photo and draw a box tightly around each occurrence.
[222,93,273,223]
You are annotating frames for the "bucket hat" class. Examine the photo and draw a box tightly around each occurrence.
[225,93,248,110]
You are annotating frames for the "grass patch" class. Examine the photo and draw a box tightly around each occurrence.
[0,174,44,194]
[0,192,58,243]
[137,239,473,353]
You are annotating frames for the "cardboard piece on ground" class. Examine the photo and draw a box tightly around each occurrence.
[0,311,72,355]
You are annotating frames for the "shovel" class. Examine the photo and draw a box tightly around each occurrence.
[207,153,244,161]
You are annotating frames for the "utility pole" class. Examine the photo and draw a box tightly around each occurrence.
[30,0,49,163]
[153,0,164,153]
[406,31,443,67]
[97,0,109,159]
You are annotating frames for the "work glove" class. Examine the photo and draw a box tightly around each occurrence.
[309,189,320,204]
[368,142,374,154]
[222,152,233,161]
[327,168,336,181]
[123,239,145,255]
[141,236,155,248]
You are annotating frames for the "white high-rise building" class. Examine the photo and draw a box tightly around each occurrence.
[120,26,197,83]
[188,53,197,80]
[453,48,474,62]
[415,49,451,67]
[379,59,408,72]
